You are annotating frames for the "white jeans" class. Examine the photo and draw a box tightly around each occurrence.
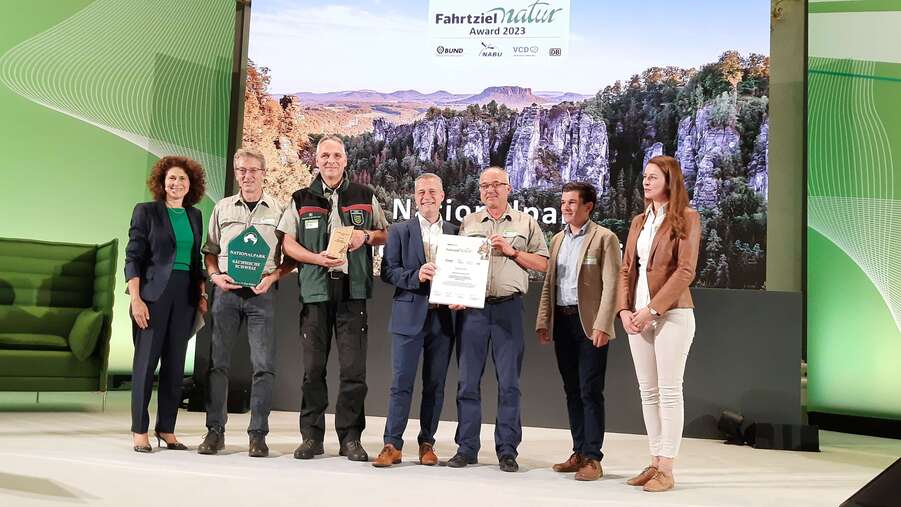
[627,309,695,458]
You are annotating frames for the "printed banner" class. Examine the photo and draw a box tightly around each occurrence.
[244,0,770,289]
[429,0,570,60]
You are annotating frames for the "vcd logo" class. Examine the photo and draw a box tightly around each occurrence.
[437,45,463,55]
[513,46,539,55]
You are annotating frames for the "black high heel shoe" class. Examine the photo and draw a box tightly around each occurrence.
[133,433,152,453]
[154,431,189,450]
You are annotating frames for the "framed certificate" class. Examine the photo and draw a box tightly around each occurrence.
[428,234,489,308]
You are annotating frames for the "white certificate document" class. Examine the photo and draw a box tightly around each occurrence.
[428,234,489,308]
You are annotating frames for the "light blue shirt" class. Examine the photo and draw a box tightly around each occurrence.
[556,221,590,306]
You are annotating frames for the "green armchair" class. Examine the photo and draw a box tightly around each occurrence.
[0,237,117,392]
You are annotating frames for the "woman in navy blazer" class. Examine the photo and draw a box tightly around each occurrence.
[125,156,207,452]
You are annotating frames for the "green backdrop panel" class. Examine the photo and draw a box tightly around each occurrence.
[807,1,901,419]
[807,229,901,418]
[0,0,233,374]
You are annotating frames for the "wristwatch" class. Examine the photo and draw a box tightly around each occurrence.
[510,249,519,259]
[363,231,371,244]
[649,307,659,316]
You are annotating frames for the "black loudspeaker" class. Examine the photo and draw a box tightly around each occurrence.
[745,423,820,451]
[841,458,901,507]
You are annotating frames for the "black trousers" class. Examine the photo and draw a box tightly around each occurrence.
[553,309,609,461]
[299,275,368,445]
[131,271,195,434]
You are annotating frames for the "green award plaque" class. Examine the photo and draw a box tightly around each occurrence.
[227,226,270,287]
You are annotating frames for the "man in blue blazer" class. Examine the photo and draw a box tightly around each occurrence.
[373,173,457,467]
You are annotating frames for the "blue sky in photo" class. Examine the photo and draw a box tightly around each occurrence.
[249,0,770,95]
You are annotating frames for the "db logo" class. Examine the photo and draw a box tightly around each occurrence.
[549,48,562,56]
[437,45,445,54]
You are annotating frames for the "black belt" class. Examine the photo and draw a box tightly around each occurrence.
[485,294,519,304]
[556,305,579,316]
[328,271,347,279]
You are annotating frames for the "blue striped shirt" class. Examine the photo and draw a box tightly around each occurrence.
[556,221,590,306]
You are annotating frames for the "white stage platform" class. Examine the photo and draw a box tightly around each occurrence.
[1,392,898,506]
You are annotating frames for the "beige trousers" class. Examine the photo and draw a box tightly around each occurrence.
[627,308,695,458]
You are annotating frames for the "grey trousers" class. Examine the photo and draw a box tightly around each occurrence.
[205,286,277,434]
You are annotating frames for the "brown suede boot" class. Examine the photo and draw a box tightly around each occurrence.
[626,465,658,486]
[552,452,584,473]
[643,470,675,492]
[372,444,402,468]
[418,443,438,466]
[574,459,603,481]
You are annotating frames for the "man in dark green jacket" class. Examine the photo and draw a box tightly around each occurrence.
[279,135,388,461]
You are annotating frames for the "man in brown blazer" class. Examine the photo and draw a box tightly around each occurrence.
[536,181,621,481]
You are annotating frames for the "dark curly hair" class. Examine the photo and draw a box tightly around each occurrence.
[147,156,206,207]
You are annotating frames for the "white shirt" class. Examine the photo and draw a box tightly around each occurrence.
[634,203,666,311]
[418,213,443,263]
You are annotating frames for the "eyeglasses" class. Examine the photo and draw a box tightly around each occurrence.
[235,167,263,176]
[479,182,509,191]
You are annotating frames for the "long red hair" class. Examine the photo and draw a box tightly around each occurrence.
[645,155,690,239]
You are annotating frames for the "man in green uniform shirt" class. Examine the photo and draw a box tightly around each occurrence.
[279,135,388,461]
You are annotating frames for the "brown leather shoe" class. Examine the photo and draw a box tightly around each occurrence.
[372,444,402,468]
[643,470,675,492]
[626,466,658,486]
[419,442,438,466]
[552,452,584,473]
[574,459,603,481]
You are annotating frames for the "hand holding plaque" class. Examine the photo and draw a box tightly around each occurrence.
[326,225,355,261]
[227,226,271,287]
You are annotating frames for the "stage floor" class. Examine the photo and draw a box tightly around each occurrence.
[0,392,898,506]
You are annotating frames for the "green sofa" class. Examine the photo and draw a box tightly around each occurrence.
[0,237,117,392]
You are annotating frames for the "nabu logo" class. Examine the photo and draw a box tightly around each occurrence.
[479,42,502,57]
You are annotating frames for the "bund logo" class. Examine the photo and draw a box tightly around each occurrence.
[479,41,503,57]
[437,45,463,55]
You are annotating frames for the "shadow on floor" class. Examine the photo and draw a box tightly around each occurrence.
[0,471,93,502]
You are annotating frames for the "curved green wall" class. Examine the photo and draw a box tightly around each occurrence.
[0,0,234,373]
[808,0,901,419]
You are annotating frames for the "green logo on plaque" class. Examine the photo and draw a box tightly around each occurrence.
[227,226,270,287]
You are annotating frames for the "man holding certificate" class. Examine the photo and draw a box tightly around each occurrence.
[372,173,457,467]
[279,135,388,462]
[448,167,549,473]
[199,148,294,457]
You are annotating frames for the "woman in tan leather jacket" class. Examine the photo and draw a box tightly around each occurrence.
[616,155,701,493]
